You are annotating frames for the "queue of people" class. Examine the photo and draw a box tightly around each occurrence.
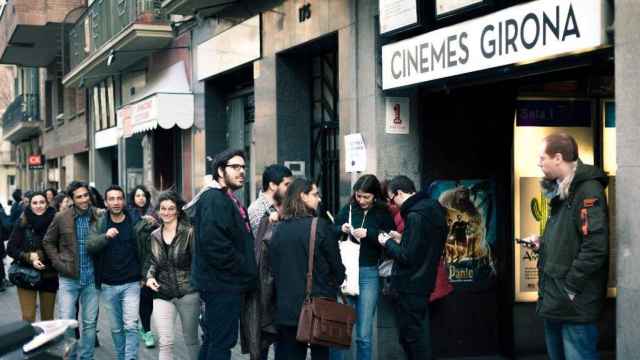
[0,131,607,360]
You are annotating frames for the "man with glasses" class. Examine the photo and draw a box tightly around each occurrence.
[187,149,258,360]
[378,175,448,360]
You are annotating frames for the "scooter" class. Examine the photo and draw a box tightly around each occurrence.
[0,319,78,359]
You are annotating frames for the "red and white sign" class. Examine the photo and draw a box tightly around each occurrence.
[118,96,159,138]
[28,154,44,169]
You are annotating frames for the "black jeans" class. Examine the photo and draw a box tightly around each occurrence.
[139,286,154,332]
[275,326,328,360]
[392,293,432,360]
[198,291,241,360]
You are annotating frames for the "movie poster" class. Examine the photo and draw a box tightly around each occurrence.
[430,179,497,283]
[517,177,545,296]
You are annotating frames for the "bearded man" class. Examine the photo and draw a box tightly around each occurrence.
[187,149,258,360]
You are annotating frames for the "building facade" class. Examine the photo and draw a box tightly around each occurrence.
[0,0,88,192]
[0,0,638,358]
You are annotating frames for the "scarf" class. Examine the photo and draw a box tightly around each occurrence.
[24,206,56,236]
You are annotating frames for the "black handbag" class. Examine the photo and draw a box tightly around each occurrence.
[8,262,42,288]
[8,228,42,288]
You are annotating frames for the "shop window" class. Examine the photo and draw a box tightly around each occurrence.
[91,77,117,131]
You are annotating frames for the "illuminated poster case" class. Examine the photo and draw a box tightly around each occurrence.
[513,98,617,302]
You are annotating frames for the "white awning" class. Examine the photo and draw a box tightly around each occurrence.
[118,61,194,137]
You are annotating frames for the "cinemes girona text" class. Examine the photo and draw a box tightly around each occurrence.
[390,4,581,80]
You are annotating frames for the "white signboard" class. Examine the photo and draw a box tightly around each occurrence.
[385,97,410,134]
[379,0,419,34]
[437,0,484,16]
[382,0,608,90]
[197,15,261,80]
[345,134,367,173]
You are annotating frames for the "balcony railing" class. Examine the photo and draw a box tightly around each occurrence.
[68,0,164,72]
[2,94,40,134]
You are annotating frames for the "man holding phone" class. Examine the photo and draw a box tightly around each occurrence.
[530,133,609,360]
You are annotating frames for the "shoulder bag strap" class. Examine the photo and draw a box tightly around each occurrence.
[304,217,318,299]
[305,217,318,299]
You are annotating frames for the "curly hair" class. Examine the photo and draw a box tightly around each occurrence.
[156,190,187,222]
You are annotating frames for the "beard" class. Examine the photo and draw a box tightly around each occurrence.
[223,171,244,191]
[273,190,284,206]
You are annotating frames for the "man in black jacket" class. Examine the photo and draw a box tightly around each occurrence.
[187,149,257,360]
[379,175,447,360]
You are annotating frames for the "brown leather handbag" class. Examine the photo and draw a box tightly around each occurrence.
[296,218,356,348]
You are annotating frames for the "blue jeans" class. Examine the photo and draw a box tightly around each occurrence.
[101,282,141,360]
[198,291,241,360]
[331,266,380,360]
[56,276,100,360]
[544,319,600,360]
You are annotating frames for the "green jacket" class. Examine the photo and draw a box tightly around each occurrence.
[536,160,609,323]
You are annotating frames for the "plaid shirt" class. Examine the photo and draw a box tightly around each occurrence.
[75,209,94,286]
[247,192,276,235]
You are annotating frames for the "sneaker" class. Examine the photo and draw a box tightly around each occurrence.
[142,331,156,348]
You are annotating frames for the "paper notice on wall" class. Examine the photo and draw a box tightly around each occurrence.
[345,133,367,173]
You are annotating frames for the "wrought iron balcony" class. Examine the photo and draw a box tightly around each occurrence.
[64,0,173,87]
[2,94,41,143]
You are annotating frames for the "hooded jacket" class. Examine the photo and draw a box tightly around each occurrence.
[536,160,609,323]
[385,192,448,295]
[189,180,258,293]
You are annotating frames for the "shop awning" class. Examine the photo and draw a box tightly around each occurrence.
[118,61,194,137]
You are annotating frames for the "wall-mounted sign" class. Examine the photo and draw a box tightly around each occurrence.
[197,15,261,81]
[382,0,608,90]
[284,161,306,176]
[28,154,44,170]
[345,133,367,173]
[436,0,484,17]
[379,0,419,35]
[385,97,410,134]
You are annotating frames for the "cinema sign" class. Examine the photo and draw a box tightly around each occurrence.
[382,0,609,90]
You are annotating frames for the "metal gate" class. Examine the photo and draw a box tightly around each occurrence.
[310,50,339,217]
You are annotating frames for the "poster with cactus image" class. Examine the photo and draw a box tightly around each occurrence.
[431,179,497,284]
[518,177,549,295]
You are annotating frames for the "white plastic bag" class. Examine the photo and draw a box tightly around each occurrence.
[339,240,360,296]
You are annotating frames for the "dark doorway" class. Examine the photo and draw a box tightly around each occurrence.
[419,82,517,357]
[153,128,181,191]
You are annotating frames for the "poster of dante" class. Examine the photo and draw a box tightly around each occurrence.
[430,179,497,283]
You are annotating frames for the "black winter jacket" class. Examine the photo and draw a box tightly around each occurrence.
[269,216,345,326]
[190,187,257,293]
[147,221,197,300]
[385,192,448,295]
[7,208,58,292]
[536,160,609,323]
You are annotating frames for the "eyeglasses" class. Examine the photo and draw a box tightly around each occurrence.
[225,164,246,171]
